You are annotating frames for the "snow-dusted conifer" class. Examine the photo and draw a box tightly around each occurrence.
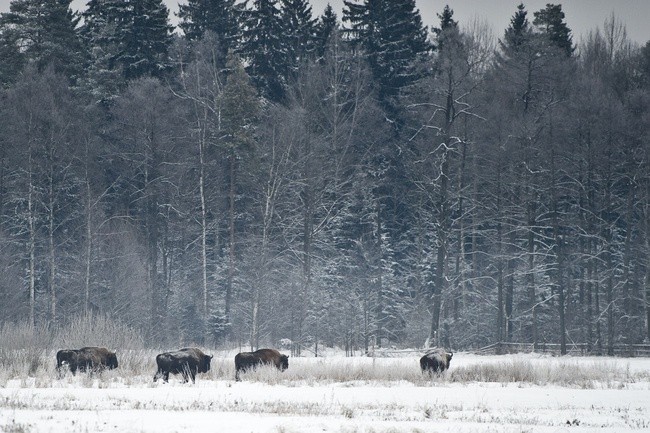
[240,0,287,102]
[0,0,85,82]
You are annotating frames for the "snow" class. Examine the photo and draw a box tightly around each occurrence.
[1,353,649,432]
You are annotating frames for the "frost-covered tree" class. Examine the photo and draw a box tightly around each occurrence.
[314,3,337,59]
[533,3,574,57]
[280,0,317,75]
[1,67,85,325]
[343,0,430,119]
[0,0,85,82]
[82,0,173,100]
[0,29,24,86]
[178,0,241,64]
[240,0,287,102]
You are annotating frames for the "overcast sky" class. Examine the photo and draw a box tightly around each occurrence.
[0,0,648,45]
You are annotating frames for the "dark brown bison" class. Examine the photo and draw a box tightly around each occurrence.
[234,348,289,381]
[56,349,79,375]
[154,347,213,383]
[420,349,453,374]
[56,347,118,375]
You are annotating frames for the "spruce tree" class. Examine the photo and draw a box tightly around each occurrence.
[178,0,241,63]
[82,0,173,82]
[80,0,126,103]
[343,0,430,120]
[240,0,287,102]
[502,3,530,52]
[280,0,317,74]
[127,0,174,79]
[432,5,458,51]
[314,4,337,59]
[0,0,85,82]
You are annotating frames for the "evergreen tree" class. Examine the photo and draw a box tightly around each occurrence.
[432,4,458,50]
[178,0,241,63]
[314,3,337,59]
[343,0,430,120]
[533,3,574,57]
[80,0,126,103]
[240,0,287,102]
[0,29,24,86]
[280,0,317,74]
[126,0,174,79]
[0,0,85,82]
[82,0,173,84]
[501,3,530,53]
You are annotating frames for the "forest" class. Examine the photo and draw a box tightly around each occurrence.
[0,0,648,356]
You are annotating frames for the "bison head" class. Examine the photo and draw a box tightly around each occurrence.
[198,354,213,374]
[107,352,119,369]
[279,354,289,371]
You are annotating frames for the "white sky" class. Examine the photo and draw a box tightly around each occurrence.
[0,0,648,45]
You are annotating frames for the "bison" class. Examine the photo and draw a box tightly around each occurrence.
[154,347,213,383]
[420,348,453,375]
[56,347,118,375]
[56,349,79,376]
[234,348,289,381]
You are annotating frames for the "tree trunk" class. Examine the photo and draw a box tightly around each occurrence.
[227,148,236,328]
[429,156,449,347]
[84,139,92,315]
[495,167,505,343]
[28,140,36,327]
[429,79,456,347]
[146,131,160,339]
[645,179,650,342]
[48,154,56,323]
[199,128,208,322]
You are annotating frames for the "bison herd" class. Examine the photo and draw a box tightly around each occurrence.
[55,346,453,382]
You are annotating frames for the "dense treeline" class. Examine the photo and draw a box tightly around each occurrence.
[0,0,648,355]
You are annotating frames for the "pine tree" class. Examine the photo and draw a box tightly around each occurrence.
[178,0,241,63]
[240,0,287,102]
[0,0,85,82]
[0,29,24,86]
[533,3,574,57]
[342,0,430,119]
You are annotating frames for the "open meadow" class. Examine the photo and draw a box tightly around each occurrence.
[1,349,649,433]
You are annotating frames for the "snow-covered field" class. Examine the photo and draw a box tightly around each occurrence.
[1,351,649,432]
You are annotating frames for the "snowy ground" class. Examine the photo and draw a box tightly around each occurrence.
[1,352,649,432]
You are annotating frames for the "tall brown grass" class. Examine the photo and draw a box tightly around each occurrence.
[0,321,644,390]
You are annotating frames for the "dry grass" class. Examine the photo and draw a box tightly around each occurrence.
[0,349,643,389]
[0,320,644,389]
[447,358,633,387]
